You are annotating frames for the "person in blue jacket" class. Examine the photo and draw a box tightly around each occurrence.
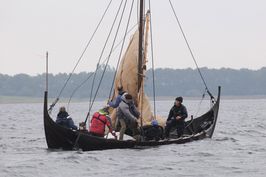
[56,106,77,130]
[108,87,127,108]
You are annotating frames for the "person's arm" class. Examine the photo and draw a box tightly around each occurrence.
[179,106,188,121]
[130,103,140,118]
[108,95,122,108]
[121,104,137,122]
[106,116,117,139]
[167,107,174,121]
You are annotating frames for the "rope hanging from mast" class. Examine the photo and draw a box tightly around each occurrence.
[74,0,129,148]
[108,0,135,100]
[168,0,214,101]
[48,0,113,113]
[84,0,129,124]
[66,24,138,111]
[88,0,125,111]
[148,0,157,120]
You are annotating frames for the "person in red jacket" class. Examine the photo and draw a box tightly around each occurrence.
[89,107,117,139]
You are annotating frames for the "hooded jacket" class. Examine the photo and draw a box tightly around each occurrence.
[117,95,139,123]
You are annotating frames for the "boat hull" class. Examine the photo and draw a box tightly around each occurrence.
[43,87,221,151]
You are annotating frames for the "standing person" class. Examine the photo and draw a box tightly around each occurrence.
[108,86,127,108]
[165,97,188,138]
[117,94,140,140]
[56,106,77,130]
[89,107,117,138]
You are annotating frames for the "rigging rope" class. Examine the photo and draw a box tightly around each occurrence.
[85,0,128,124]
[137,0,139,23]
[74,0,128,149]
[66,73,94,111]
[194,89,207,118]
[168,0,214,100]
[48,0,113,112]
[148,0,157,120]
[88,0,125,111]
[108,0,135,100]
[66,24,138,111]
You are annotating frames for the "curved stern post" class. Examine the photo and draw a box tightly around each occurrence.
[208,86,221,138]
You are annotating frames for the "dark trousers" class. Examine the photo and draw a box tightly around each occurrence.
[165,119,185,138]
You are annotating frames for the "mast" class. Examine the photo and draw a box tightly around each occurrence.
[138,0,144,91]
[139,11,150,127]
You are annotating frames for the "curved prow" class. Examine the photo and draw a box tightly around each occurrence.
[208,86,221,138]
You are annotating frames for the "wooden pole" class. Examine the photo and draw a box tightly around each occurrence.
[138,0,145,130]
[46,51,48,92]
[138,11,151,127]
[138,0,144,92]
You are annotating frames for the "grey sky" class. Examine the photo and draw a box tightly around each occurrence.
[1,0,265,75]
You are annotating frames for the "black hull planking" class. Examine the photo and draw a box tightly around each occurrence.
[43,87,221,151]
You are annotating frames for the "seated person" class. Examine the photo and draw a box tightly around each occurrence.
[89,107,117,138]
[108,86,127,108]
[117,94,140,140]
[142,120,164,141]
[56,106,77,130]
[165,97,188,138]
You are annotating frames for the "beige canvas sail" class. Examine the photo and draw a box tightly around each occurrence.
[110,25,165,126]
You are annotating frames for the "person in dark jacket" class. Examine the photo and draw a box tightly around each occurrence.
[142,120,164,141]
[108,86,127,108]
[56,106,77,130]
[165,97,188,138]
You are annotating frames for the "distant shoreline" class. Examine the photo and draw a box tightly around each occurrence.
[1,95,266,104]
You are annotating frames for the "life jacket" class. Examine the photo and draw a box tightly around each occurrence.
[89,112,108,137]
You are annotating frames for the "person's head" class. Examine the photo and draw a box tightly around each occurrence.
[59,106,66,113]
[99,106,110,115]
[175,97,183,106]
[151,120,159,127]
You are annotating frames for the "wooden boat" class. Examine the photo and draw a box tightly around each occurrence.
[44,87,220,151]
[43,1,221,151]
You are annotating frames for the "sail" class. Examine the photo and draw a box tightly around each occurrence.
[110,29,165,126]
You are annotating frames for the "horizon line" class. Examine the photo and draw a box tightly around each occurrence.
[1,66,266,76]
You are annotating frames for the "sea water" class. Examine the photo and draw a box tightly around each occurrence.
[0,98,266,177]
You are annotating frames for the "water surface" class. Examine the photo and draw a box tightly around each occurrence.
[0,98,266,177]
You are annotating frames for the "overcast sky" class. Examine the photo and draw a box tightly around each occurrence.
[1,0,266,75]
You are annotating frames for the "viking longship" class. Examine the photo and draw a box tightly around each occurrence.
[43,0,221,151]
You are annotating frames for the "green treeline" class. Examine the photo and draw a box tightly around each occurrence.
[1,66,266,98]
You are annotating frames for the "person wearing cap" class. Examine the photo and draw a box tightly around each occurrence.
[89,107,117,138]
[165,97,188,138]
[142,120,164,141]
[108,86,127,108]
[56,106,77,130]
